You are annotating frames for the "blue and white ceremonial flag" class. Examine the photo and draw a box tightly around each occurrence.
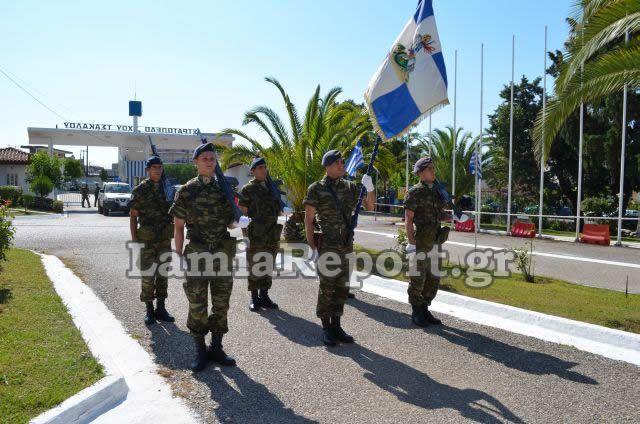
[365,0,449,142]
[470,151,482,179]
[345,141,365,177]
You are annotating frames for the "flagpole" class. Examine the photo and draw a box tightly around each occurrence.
[575,63,584,241]
[616,30,629,247]
[405,135,409,194]
[507,34,514,235]
[475,42,483,252]
[452,49,457,198]
[538,25,547,239]
[428,114,432,156]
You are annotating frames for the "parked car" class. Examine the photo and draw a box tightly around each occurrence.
[98,182,132,216]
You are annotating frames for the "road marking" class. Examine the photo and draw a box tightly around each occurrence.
[353,228,640,270]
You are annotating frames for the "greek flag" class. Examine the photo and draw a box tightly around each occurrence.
[365,0,449,142]
[470,151,482,179]
[345,141,365,177]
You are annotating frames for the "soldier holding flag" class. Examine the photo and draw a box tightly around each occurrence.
[303,149,375,346]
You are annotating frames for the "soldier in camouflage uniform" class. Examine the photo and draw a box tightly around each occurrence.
[129,155,175,325]
[238,157,288,312]
[303,149,375,346]
[81,184,90,208]
[170,143,247,372]
[404,156,450,327]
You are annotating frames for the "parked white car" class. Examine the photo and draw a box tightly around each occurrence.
[98,182,132,216]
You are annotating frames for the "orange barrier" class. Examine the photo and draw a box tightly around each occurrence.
[455,219,475,232]
[580,223,610,245]
[511,221,536,238]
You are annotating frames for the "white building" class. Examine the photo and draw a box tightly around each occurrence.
[0,147,31,194]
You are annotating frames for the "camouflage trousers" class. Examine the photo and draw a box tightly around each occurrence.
[246,243,278,291]
[139,239,171,302]
[408,246,441,307]
[316,247,352,319]
[182,242,234,336]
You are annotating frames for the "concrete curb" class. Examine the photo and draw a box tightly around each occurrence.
[30,253,129,424]
[30,376,127,424]
[11,213,66,220]
[358,272,640,367]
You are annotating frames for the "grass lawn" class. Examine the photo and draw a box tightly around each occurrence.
[352,244,640,334]
[0,249,104,423]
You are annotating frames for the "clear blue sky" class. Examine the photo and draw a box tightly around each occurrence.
[0,0,571,167]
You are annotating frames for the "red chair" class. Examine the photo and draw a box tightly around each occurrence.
[580,224,610,245]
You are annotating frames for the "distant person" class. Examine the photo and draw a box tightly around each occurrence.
[94,184,100,207]
[80,184,90,208]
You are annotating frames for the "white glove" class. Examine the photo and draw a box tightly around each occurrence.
[310,248,319,263]
[361,174,374,192]
[180,256,189,271]
[405,243,416,254]
[282,206,293,214]
[242,237,250,248]
[234,216,251,229]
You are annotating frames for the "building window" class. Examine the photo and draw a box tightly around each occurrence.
[6,174,18,186]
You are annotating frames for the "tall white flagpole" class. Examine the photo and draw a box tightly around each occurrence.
[405,135,409,194]
[616,30,630,246]
[538,26,547,238]
[428,114,432,156]
[452,49,457,197]
[507,35,515,234]
[475,42,483,252]
[575,63,584,241]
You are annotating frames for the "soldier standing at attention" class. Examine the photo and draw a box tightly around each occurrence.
[170,143,242,372]
[303,149,375,346]
[80,184,90,208]
[129,155,175,325]
[404,156,450,327]
[238,157,291,312]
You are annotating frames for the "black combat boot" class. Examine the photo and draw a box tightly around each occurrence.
[258,289,278,309]
[190,335,208,372]
[208,333,236,366]
[154,298,175,322]
[423,306,442,325]
[249,290,261,312]
[144,302,156,325]
[347,292,355,299]
[321,318,337,346]
[331,316,354,343]
[411,304,429,327]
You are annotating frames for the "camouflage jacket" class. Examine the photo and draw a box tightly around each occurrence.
[239,178,282,245]
[169,175,235,245]
[129,178,173,241]
[303,175,358,249]
[404,181,445,248]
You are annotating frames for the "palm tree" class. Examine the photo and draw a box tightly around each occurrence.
[533,0,640,157]
[221,77,371,240]
[417,126,482,198]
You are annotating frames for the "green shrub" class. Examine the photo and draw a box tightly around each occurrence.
[30,175,54,198]
[581,196,616,217]
[0,201,15,269]
[0,185,23,206]
[52,200,64,214]
[21,194,35,208]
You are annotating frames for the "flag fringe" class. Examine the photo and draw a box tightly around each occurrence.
[364,92,449,143]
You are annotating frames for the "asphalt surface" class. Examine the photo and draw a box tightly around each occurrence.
[12,209,640,423]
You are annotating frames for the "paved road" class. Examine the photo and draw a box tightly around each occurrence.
[349,217,640,294]
[13,210,640,423]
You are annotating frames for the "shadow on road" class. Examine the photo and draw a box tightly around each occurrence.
[263,310,524,423]
[148,320,315,423]
[348,296,598,385]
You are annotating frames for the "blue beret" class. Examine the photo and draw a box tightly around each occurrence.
[250,157,266,170]
[192,143,216,160]
[321,149,342,167]
[145,155,163,168]
[413,156,434,174]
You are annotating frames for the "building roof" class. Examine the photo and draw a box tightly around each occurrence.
[0,147,31,164]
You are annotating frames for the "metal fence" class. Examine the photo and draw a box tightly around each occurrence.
[56,191,97,207]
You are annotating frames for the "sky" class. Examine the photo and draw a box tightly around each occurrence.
[0,0,572,168]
